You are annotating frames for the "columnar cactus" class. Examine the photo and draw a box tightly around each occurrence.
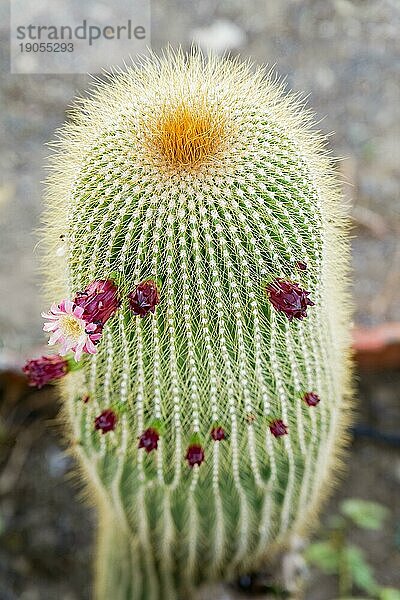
[38,49,352,599]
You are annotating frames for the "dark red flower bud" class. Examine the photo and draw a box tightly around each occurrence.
[296,261,307,271]
[94,409,117,434]
[186,444,205,467]
[74,279,120,331]
[211,426,226,441]
[266,278,314,321]
[22,355,68,388]
[269,419,288,437]
[82,394,90,403]
[138,427,160,452]
[303,391,320,407]
[128,279,160,317]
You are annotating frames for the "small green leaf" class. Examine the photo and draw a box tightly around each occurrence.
[341,499,389,530]
[379,588,400,600]
[344,545,379,594]
[305,541,339,573]
[66,354,85,371]
[327,514,346,530]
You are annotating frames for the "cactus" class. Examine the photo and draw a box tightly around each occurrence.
[39,49,352,599]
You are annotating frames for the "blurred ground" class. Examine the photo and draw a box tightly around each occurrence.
[0,0,399,598]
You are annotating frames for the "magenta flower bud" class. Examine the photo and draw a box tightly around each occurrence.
[266,278,314,321]
[186,444,205,467]
[138,427,160,452]
[22,355,69,388]
[211,426,226,441]
[94,409,118,434]
[74,279,120,330]
[296,261,307,271]
[128,280,160,317]
[303,391,321,407]
[269,419,288,437]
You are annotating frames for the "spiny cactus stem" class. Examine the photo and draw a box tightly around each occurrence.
[39,50,353,599]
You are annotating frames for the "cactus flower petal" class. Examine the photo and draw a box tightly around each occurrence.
[22,355,69,388]
[269,419,289,437]
[138,427,160,452]
[211,426,226,441]
[74,279,120,330]
[94,409,117,434]
[266,278,314,321]
[303,391,321,406]
[186,444,205,467]
[128,280,160,317]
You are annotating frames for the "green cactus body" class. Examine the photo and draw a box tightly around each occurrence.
[42,50,352,599]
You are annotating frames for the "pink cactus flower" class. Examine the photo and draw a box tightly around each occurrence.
[138,427,160,452]
[94,409,118,434]
[22,355,68,388]
[42,299,102,361]
[128,279,160,317]
[303,391,321,407]
[74,279,120,332]
[211,426,226,441]
[186,444,205,467]
[269,419,289,437]
[266,278,314,321]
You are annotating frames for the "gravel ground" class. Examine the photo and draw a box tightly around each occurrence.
[0,0,399,598]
